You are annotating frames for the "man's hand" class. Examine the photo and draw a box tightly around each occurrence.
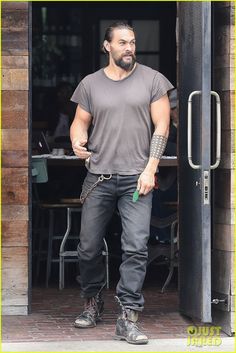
[137,171,155,195]
[72,138,91,159]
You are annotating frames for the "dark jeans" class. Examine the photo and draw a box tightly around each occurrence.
[78,172,153,311]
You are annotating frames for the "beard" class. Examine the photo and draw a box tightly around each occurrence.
[113,53,136,71]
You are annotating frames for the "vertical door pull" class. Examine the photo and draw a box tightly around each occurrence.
[187,91,221,170]
[210,91,221,169]
[187,91,201,169]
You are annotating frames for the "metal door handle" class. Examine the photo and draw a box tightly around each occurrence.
[187,91,201,169]
[210,91,221,169]
[187,90,221,170]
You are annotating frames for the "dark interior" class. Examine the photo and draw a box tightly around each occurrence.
[31,1,178,290]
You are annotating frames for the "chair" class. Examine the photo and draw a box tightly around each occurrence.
[32,158,109,289]
[58,204,109,290]
[148,212,178,293]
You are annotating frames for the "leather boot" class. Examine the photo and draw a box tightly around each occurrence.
[115,308,148,345]
[74,293,104,328]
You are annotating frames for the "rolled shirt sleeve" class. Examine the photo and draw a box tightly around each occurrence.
[70,81,91,113]
[151,72,174,103]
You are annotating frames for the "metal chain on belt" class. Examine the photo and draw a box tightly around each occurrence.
[80,174,112,204]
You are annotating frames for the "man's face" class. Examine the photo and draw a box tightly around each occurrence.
[107,28,136,71]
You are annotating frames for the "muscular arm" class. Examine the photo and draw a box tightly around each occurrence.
[137,94,170,195]
[70,104,92,159]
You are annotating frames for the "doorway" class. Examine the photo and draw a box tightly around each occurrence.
[30,1,182,339]
[31,0,178,289]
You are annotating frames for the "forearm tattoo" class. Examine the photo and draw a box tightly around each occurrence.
[150,134,167,159]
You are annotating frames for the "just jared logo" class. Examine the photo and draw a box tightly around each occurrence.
[187,325,222,347]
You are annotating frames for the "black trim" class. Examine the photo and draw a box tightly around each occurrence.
[28,1,33,315]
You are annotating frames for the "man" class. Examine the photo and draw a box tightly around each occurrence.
[70,22,174,345]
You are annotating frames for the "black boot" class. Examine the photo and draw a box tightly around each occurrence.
[114,297,148,345]
[74,293,104,328]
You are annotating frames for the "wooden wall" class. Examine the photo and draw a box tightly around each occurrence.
[1,1,29,315]
[212,1,235,335]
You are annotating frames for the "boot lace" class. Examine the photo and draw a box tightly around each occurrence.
[115,296,138,325]
[83,297,98,318]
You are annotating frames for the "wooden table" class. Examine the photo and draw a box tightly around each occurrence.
[32,155,178,167]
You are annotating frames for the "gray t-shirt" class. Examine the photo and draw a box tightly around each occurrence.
[71,63,174,175]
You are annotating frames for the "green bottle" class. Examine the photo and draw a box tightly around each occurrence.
[132,190,139,202]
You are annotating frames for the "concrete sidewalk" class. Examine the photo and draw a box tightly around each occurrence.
[1,337,235,352]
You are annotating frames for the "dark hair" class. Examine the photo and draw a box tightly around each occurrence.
[102,21,135,54]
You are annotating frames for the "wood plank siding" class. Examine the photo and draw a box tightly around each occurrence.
[212,2,235,335]
[1,1,30,315]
